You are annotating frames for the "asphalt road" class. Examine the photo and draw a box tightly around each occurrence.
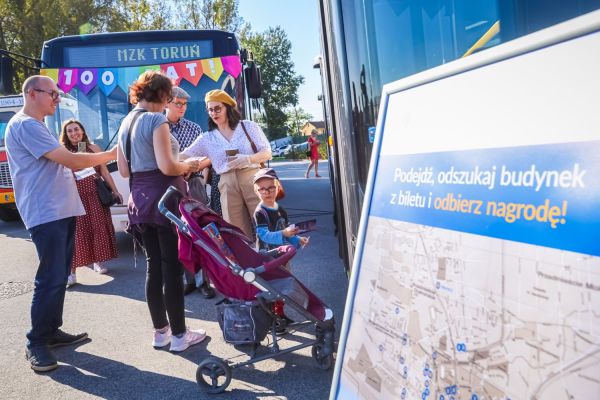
[0,160,349,400]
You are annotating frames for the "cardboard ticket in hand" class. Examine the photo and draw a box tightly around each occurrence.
[293,219,317,234]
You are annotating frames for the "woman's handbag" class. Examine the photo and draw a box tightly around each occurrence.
[240,121,285,200]
[95,176,118,207]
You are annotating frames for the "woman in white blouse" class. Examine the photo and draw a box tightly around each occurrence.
[181,90,271,238]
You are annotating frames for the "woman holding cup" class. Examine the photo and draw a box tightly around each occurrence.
[182,90,271,239]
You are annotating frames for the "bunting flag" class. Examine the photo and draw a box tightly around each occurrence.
[40,68,58,83]
[221,55,242,78]
[139,65,160,74]
[180,60,203,85]
[40,55,240,96]
[117,67,141,93]
[160,64,182,85]
[58,68,78,93]
[77,68,98,94]
[98,68,118,96]
[201,58,223,81]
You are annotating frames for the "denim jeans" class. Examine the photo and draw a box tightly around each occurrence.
[27,217,76,348]
[138,224,186,335]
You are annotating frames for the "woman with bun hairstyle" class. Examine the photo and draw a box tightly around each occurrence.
[116,71,209,352]
[181,90,271,239]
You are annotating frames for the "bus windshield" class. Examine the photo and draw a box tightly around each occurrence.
[40,30,244,148]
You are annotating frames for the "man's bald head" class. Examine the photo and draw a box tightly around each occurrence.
[22,75,54,97]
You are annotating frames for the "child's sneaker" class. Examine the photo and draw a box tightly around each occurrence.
[66,273,77,287]
[169,328,206,352]
[152,326,171,348]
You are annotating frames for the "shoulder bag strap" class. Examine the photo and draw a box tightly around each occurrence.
[125,109,147,188]
[240,121,265,168]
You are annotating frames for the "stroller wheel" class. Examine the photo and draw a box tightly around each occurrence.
[312,343,334,370]
[196,357,232,393]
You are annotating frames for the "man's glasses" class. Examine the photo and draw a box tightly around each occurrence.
[257,186,277,194]
[32,88,61,101]
[207,105,224,114]
[170,101,188,108]
[167,95,174,103]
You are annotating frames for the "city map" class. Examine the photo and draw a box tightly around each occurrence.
[337,216,600,400]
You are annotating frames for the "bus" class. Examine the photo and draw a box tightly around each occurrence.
[0,95,23,221]
[315,0,600,273]
[36,30,261,231]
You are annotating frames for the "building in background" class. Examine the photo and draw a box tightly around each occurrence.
[300,120,325,136]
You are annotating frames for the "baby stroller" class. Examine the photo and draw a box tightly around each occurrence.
[158,186,336,393]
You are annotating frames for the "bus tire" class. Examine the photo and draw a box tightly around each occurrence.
[0,206,20,222]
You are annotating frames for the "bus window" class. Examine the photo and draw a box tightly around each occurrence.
[337,0,600,189]
[0,111,15,146]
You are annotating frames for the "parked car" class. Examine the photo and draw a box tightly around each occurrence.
[281,145,293,155]
[272,147,286,157]
[294,142,309,151]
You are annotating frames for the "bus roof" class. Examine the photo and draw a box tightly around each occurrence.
[41,30,240,68]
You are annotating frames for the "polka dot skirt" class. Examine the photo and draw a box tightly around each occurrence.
[69,149,118,268]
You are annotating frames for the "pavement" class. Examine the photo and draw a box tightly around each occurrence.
[0,160,348,400]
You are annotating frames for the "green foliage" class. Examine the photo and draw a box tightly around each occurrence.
[283,148,306,160]
[241,26,304,140]
[0,0,305,136]
[318,142,328,159]
[286,106,312,136]
[173,0,249,33]
[0,0,172,92]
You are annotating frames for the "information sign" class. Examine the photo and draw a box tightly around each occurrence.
[331,11,600,400]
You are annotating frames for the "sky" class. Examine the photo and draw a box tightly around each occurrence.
[238,0,324,121]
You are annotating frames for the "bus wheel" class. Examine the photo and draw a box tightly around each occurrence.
[0,207,20,222]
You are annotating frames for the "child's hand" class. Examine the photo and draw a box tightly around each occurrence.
[282,226,299,237]
[299,236,310,248]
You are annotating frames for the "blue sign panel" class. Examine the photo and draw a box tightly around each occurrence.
[371,141,600,256]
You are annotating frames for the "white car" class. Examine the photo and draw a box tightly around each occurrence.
[272,147,286,157]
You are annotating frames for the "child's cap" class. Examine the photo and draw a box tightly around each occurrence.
[253,168,279,184]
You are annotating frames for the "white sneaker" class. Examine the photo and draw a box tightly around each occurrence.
[93,263,108,274]
[67,273,77,287]
[169,328,207,352]
[152,326,171,348]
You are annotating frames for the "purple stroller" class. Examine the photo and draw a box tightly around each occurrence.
[158,187,336,393]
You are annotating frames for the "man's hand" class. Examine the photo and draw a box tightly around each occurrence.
[226,154,251,170]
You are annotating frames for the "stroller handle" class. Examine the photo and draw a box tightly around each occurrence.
[158,186,189,235]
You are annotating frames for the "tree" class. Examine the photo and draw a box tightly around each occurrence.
[242,26,304,139]
[0,0,171,93]
[174,0,249,33]
[286,106,312,137]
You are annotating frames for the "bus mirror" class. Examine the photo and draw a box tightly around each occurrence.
[0,55,15,95]
[313,55,322,69]
[245,61,262,99]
